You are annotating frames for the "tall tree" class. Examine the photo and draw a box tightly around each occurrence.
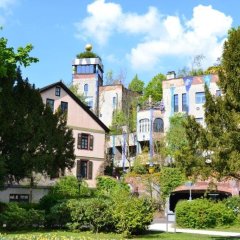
[177,27,240,180]
[0,35,75,189]
[128,74,144,94]
[143,73,165,102]
[165,113,188,160]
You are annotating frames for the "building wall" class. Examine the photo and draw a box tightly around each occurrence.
[0,187,49,203]
[41,85,106,187]
[162,74,219,131]
[73,74,97,112]
[99,85,123,127]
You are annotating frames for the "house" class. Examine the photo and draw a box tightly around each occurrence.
[40,81,109,188]
[162,72,220,130]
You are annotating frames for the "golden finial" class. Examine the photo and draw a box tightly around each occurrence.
[85,44,92,52]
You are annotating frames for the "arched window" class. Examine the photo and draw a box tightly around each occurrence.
[84,84,88,95]
[153,118,164,132]
[139,119,150,133]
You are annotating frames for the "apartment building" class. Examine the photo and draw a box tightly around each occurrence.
[162,73,220,130]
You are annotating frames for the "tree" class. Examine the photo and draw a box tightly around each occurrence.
[159,167,185,205]
[68,84,87,105]
[165,113,188,160]
[0,35,75,191]
[143,73,165,102]
[104,69,127,86]
[128,74,144,94]
[177,54,205,77]
[177,27,240,180]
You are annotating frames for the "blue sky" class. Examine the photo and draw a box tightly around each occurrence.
[1,0,239,88]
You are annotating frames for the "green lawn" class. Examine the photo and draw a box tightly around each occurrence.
[0,230,237,240]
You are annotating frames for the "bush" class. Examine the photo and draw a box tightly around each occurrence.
[66,198,114,233]
[110,188,154,236]
[176,199,235,229]
[132,157,147,174]
[224,196,240,215]
[39,193,62,213]
[0,203,45,230]
[96,176,129,196]
[0,203,28,230]
[45,201,71,228]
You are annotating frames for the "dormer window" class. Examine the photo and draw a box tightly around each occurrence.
[55,86,61,96]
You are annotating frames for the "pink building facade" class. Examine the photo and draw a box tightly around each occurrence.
[40,81,109,187]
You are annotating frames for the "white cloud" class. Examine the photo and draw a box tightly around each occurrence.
[76,1,232,71]
[75,0,122,45]
[129,5,232,70]
[75,0,162,44]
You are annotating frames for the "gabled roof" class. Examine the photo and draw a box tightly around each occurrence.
[40,81,109,133]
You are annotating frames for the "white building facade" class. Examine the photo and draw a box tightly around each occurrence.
[162,74,220,130]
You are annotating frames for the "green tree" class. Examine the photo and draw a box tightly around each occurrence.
[0,35,75,190]
[159,167,185,203]
[165,113,188,159]
[177,27,240,180]
[128,74,144,93]
[143,73,165,102]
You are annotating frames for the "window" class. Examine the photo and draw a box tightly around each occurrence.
[77,133,94,150]
[174,94,179,112]
[139,119,150,133]
[153,118,164,132]
[55,86,61,96]
[182,93,188,112]
[76,65,96,74]
[113,96,116,108]
[195,92,205,104]
[61,101,68,113]
[216,90,222,96]
[84,84,88,95]
[46,98,54,112]
[195,118,204,125]
[85,97,93,109]
[76,160,93,179]
[9,194,29,203]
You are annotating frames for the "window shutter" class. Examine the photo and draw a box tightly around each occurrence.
[77,134,82,149]
[89,135,94,150]
[76,160,81,177]
[88,161,93,179]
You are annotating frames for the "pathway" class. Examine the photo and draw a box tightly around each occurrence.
[149,220,240,237]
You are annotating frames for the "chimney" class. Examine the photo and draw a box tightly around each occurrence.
[166,71,176,80]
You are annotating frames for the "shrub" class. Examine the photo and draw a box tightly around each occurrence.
[66,198,114,233]
[38,193,61,213]
[0,203,28,230]
[224,196,240,215]
[132,156,147,174]
[96,176,129,196]
[0,203,44,230]
[176,198,235,229]
[211,201,235,226]
[110,188,154,236]
[45,201,71,228]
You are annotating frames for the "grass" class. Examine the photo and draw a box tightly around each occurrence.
[0,230,238,240]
